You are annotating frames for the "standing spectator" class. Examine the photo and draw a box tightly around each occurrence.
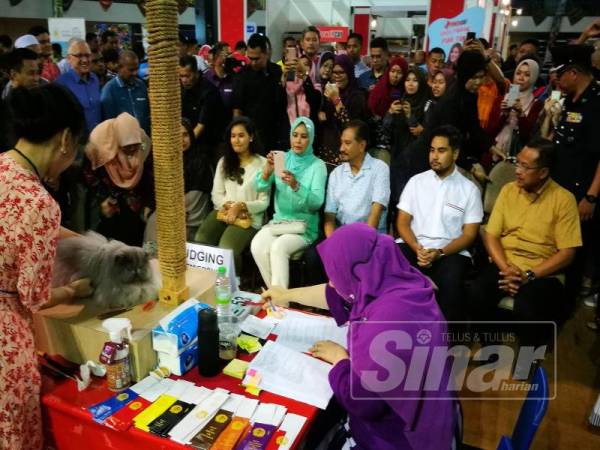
[195,117,269,273]
[468,140,581,350]
[314,51,334,92]
[56,39,101,134]
[502,43,518,73]
[86,32,100,54]
[205,42,235,121]
[233,33,286,154]
[84,113,153,246]
[251,117,327,288]
[277,35,298,70]
[346,33,369,78]
[0,35,12,55]
[101,50,150,134]
[424,47,446,81]
[413,50,426,65]
[1,49,40,100]
[300,26,321,83]
[28,26,60,82]
[358,37,390,91]
[324,120,390,235]
[91,51,112,87]
[503,39,540,80]
[384,66,429,202]
[283,54,321,125]
[488,59,543,160]
[319,54,369,167]
[100,30,120,53]
[233,40,248,57]
[102,48,119,79]
[179,55,225,165]
[397,125,483,321]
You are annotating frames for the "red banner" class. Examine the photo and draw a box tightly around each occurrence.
[316,26,349,43]
[218,0,245,48]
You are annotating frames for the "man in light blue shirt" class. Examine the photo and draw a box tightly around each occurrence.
[325,120,390,235]
[347,33,370,79]
[101,50,150,134]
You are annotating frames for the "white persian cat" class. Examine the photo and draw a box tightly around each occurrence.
[53,231,158,309]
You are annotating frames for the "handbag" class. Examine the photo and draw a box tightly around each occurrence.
[216,208,253,229]
[267,220,307,236]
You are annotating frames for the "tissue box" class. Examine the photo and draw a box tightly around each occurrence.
[152,299,211,355]
[33,265,217,381]
[157,341,198,376]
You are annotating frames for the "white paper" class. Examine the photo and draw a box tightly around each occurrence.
[234,397,259,419]
[165,379,195,398]
[262,308,320,326]
[140,378,175,402]
[240,315,274,339]
[179,385,212,405]
[274,314,348,353]
[247,341,334,409]
[221,393,244,413]
[129,376,159,395]
[272,405,288,427]
[251,403,277,425]
[277,413,307,450]
[168,389,229,444]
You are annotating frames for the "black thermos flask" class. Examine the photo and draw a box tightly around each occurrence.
[197,308,220,377]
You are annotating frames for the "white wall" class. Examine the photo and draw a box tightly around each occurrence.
[0,0,195,25]
[510,16,597,34]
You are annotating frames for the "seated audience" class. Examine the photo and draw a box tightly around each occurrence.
[261,223,456,450]
[195,117,269,273]
[101,50,150,134]
[251,117,327,288]
[145,118,214,243]
[324,120,390,235]
[84,113,153,246]
[468,139,582,348]
[397,125,483,321]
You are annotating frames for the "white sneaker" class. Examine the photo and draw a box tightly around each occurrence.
[584,293,598,308]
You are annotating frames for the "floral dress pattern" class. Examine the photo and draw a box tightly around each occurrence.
[0,154,61,450]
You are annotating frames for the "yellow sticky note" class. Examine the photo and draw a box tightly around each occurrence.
[245,384,261,396]
[133,394,177,431]
[222,358,249,379]
[237,334,262,354]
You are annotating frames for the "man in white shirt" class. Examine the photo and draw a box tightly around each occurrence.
[397,125,483,321]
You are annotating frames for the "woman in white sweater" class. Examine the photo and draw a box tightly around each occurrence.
[194,116,269,272]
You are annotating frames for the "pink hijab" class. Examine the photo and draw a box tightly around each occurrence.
[85,113,150,189]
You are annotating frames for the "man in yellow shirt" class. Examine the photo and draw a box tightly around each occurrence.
[469,138,582,348]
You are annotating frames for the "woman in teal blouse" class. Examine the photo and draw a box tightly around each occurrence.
[251,116,327,288]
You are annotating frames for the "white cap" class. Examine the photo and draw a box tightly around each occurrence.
[102,318,133,344]
[14,34,40,49]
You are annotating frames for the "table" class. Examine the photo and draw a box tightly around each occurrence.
[42,319,319,449]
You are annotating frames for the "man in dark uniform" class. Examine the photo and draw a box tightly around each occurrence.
[549,44,600,310]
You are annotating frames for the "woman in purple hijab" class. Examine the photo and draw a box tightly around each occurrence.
[262,223,456,449]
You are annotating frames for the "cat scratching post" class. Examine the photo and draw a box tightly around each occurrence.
[146,0,189,305]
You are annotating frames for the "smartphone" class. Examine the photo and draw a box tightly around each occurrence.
[466,31,476,41]
[390,91,402,100]
[272,151,285,178]
[507,84,520,107]
[286,47,297,81]
[551,90,561,101]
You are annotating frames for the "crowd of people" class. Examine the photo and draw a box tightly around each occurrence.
[1,20,600,450]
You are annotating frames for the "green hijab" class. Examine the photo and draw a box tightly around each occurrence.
[286,116,317,174]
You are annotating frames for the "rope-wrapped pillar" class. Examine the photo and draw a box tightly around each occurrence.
[147,0,189,305]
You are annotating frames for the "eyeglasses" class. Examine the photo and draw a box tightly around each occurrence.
[513,161,542,171]
[70,53,91,59]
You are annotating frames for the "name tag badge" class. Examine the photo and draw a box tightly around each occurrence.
[566,111,583,123]
[136,98,147,101]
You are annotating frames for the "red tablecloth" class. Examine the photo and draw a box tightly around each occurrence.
[41,320,319,449]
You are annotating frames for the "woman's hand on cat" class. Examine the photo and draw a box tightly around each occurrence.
[69,278,94,299]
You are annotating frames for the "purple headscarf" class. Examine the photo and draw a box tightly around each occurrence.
[333,54,359,103]
[316,223,455,449]
[317,223,434,322]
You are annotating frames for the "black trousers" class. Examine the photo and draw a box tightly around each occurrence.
[467,263,565,348]
[399,243,471,322]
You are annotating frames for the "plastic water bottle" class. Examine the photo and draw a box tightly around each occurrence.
[215,266,232,320]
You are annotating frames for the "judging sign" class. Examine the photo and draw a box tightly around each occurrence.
[186,243,238,292]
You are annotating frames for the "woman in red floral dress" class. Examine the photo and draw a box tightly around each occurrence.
[0,85,91,450]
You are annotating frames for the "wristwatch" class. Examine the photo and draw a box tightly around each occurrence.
[525,270,536,283]
[584,194,597,204]
[437,249,446,258]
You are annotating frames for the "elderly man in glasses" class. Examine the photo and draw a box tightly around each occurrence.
[56,38,101,133]
[468,138,581,351]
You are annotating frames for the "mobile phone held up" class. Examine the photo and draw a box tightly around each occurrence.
[465,31,476,42]
[272,151,285,178]
[286,47,297,82]
[507,84,520,108]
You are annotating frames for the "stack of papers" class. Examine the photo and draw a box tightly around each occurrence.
[272,311,348,353]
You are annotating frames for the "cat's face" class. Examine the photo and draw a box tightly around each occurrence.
[113,248,151,284]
